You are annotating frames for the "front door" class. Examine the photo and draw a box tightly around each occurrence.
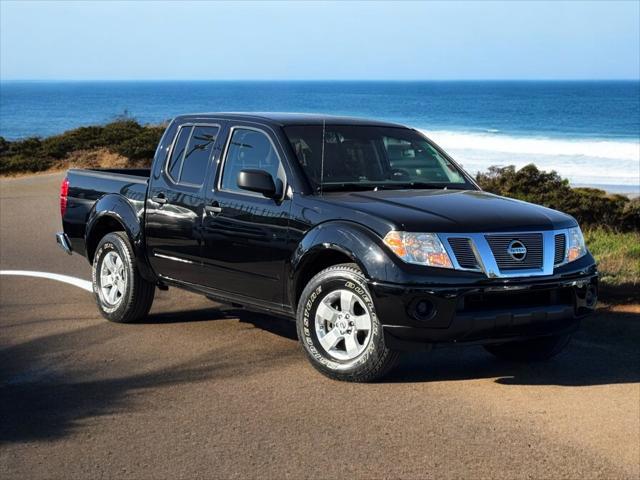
[145,122,221,285]
[200,124,292,305]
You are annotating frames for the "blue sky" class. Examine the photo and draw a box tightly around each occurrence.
[1,0,638,80]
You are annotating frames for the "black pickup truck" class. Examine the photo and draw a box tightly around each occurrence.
[57,113,598,381]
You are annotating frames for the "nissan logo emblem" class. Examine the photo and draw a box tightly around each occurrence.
[507,240,527,261]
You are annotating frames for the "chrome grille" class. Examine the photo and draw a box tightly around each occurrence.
[448,237,479,270]
[554,233,566,265]
[485,233,543,271]
[438,229,569,278]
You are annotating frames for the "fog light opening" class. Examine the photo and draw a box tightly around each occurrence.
[585,285,597,307]
[412,298,435,321]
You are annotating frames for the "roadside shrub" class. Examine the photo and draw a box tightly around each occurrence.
[476,164,639,232]
[0,154,52,174]
[620,198,640,231]
[100,120,144,145]
[40,125,104,158]
[7,137,43,158]
[0,120,164,174]
[114,126,164,161]
[0,137,11,155]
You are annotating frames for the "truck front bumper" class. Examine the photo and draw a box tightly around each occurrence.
[369,269,598,351]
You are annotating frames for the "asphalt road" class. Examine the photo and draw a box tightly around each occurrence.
[1,172,639,479]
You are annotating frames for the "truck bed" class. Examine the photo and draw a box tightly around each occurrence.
[62,168,150,256]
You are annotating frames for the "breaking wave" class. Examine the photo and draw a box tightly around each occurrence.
[422,130,640,189]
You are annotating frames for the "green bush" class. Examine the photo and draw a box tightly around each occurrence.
[114,126,165,160]
[40,125,104,158]
[0,120,164,174]
[100,120,144,145]
[476,164,639,232]
[0,137,10,155]
[0,154,52,174]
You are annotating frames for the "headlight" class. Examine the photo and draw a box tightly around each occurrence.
[383,231,453,268]
[566,226,587,263]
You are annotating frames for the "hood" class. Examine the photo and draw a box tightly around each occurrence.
[325,189,577,233]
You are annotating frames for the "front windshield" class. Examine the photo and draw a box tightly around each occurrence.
[284,125,473,192]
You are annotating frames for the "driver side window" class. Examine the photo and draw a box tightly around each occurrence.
[220,128,283,193]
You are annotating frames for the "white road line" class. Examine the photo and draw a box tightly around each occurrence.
[0,270,93,292]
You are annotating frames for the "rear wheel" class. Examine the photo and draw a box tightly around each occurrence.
[296,263,400,382]
[484,333,571,362]
[92,232,155,323]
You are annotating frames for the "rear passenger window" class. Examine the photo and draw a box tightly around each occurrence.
[167,125,219,186]
[167,126,191,180]
[181,126,218,185]
[220,128,282,192]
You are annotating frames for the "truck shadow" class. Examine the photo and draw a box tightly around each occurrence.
[386,307,640,386]
[139,307,231,324]
[144,304,640,387]
[138,304,640,387]
[143,306,298,340]
[0,317,298,445]
[1,305,636,445]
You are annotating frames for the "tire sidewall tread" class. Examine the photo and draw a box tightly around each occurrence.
[92,232,154,324]
[296,263,399,382]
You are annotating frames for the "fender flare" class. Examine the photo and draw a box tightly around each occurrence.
[288,220,403,306]
[85,194,156,281]
[86,195,141,248]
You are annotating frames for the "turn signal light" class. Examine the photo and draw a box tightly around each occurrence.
[566,227,587,263]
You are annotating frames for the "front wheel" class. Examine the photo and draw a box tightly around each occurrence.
[92,232,155,323]
[296,263,400,382]
[484,333,571,362]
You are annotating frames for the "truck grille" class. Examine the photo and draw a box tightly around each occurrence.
[439,229,574,278]
[485,233,543,271]
[554,233,566,265]
[447,237,480,270]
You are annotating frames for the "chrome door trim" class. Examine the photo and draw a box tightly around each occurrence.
[153,252,197,265]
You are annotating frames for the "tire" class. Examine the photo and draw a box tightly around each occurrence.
[483,333,571,362]
[296,263,400,382]
[92,232,155,323]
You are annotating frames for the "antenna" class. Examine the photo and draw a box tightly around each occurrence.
[319,119,326,196]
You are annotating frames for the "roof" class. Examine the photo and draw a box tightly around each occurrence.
[173,112,407,128]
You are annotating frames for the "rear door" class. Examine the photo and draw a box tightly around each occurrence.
[199,123,292,305]
[145,121,222,284]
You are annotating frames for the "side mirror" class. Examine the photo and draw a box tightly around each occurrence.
[237,169,277,198]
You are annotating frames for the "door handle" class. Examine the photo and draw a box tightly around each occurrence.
[205,203,222,215]
[151,193,167,205]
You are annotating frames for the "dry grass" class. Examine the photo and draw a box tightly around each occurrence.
[1,148,149,177]
[62,148,149,169]
[585,229,640,302]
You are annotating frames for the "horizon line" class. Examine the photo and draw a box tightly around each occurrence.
[1,78,639,83]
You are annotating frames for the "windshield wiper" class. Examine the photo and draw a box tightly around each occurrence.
[392,182,447,189]
[317,182,468,193]
[317,183,380,192]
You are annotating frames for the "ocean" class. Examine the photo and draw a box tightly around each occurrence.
[1,80,638,192]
